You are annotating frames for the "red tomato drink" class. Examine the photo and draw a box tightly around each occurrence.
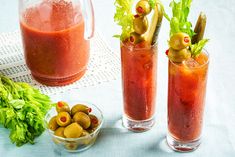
[121,41,157,132]
[20,0,89,86]
[167,52,209,151]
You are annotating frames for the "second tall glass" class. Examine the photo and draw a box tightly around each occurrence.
[121,42,158,132]
[167,51,209,152]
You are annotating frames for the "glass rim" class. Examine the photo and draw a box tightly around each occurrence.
[169,48,209,69]
[120,40,158,50]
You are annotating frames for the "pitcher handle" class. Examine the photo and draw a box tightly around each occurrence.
[83,0,95,40]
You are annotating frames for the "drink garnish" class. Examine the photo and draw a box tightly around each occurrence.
[165,0,209,61]
[114,0,134,41]
[144,1,163,45]
[114,0,164,46]
[190,39,209,57]
[192,12,207,44]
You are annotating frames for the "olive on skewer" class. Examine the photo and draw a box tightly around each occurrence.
[133,15,148,35]
[129,32,144,44]
[169,32,191,50]
[131,0,164,45]
[168,48,191,63]
[136,0,151,16]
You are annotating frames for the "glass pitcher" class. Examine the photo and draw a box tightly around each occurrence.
[19,0,94,86]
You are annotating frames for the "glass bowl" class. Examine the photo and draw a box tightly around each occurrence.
[44,101,103,153]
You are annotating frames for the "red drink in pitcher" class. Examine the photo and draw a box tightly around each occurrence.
[19,0,94,86]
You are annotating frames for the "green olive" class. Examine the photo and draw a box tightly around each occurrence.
[48,116,59,131]
[136,0,151,16]
[169,32,191,50]
[129,32,144,44]
[65,141,79,150]
[54,127,65,138]
[56,101,70,113]
[70,119,74,123]
[71,104,91,116]
[168,48,191,63]
[81,130,92,145]
[133,15,148,35]
[73,112,91,129]
[56,112,71,127]
[87,127,97,134]
[89,114,99,129]
[64,123,83,138]
[81,130,90,137]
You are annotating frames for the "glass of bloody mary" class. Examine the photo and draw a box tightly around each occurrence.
[114,0,163,132]
[121,41,158,132]
[19,0,94,86]
[167,51,209,152]
[164,0,210,151]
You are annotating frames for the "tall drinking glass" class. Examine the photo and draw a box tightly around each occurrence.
[167,51,209,152]
[121,42,158,132]
[19,0,94,86]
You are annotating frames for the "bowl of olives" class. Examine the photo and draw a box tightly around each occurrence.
[44,101,103,152]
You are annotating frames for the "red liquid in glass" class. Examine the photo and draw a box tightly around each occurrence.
[168,53,209,141]
[121,42,157,121]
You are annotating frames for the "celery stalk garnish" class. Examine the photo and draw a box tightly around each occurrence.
[164,0,209,56]
[114,0,134,41]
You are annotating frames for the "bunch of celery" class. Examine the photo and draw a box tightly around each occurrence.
[0,74,52,146]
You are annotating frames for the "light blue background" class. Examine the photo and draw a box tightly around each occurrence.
[0,0,235,157]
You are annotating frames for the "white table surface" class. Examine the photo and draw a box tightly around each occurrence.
[0,0,235,157]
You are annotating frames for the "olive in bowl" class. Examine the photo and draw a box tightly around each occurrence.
[45,101,103,153]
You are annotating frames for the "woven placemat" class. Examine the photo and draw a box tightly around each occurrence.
[0,31,120,95]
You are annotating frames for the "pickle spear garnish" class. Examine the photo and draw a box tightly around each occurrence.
[192,12,207,44]
[145,2,163,45]
[151,3,163,45]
